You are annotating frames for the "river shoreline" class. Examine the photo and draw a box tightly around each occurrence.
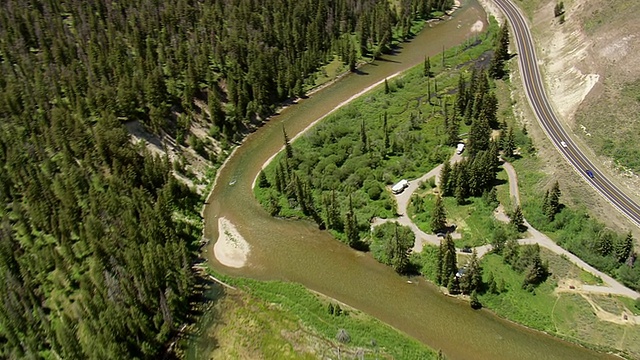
[206,0,468,257]
[197,0,617,357]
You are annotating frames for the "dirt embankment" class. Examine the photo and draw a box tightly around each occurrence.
[483,0,640,237]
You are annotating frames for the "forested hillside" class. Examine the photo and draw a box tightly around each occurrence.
[0,0,452,358]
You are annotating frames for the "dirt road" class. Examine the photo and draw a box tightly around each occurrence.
[374,155,639,298]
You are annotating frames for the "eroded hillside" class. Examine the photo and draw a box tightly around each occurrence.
[514,0,640,200]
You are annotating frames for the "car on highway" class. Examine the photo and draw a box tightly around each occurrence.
[560,141,567,148]
[585,169,594,179]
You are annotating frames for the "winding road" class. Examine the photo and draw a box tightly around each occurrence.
[493,0,640,229]
[380,155,640,298]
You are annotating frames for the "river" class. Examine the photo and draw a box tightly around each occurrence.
[201,1,614,359]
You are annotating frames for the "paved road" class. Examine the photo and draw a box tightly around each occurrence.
[493,0,640,229]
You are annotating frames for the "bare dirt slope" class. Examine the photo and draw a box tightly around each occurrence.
[514,0,640,205]
[477,0,640,239]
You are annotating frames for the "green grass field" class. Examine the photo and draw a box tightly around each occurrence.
[183,272,439,359]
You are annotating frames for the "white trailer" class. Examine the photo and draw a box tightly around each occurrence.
[392,179,409,194]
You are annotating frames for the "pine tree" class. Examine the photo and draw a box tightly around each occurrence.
[596,230,614,256]
[614,232,634,263]
[344,194,359,248]
[470,290,481,309]
[360,119,368,152]
[504,238,520,266]
[347,39,357,72]
[441,235,458,287]
[424,56,431,77]
[383,112,390,154]
[391,223,411,273]
[274,165,283,193]
[446,113,460,146]
[511,205,525,232]
[283,125,294,159]
[431,195,447,233]
[440,161,453,196]
[491,226,507,254]
[456,73,467,115]
[546,181,561,221]
[489,21,510,79]
[466,249,483,293]
[384,78,390,94]
[437,239,445,285]
[503,127,516,158]
[542,189,550,218]
[467,115,491,157]
[454,165,468,204]
[258,170,270,188]
[447,273,460,294]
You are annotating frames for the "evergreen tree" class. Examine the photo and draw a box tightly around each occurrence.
[347,39,357,72]
[446,113,460,146]
[360,119,368,152]
[441,235,458,287]
[384,78,390,94]
[522,250,549,289]
[503,238,520,266]
[510,205,525,232]
[391,223,412,273]
[456,73,467,115]
[440,161,453,196]
[489,21,510,79]
[546,181,561,221]
[424,56,431,77]
[487,272,498,294]
[344,194,359,248]
[283,125,294,159]
[437,239,445,285]
[447,273,460,295]
[454,165,469,204]
[467,116,491,157]
[542,189,550,218]
[491,226,507,254]
[470,290,481,309]
[258,170,270,188]
[596,230,614,256]
[383,112,390,154]
[614,232,634,263]
[503,127,516,158]
[431,195,447,233]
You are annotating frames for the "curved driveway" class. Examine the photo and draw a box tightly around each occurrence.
[382,156,639,298]
[494,0,640,229]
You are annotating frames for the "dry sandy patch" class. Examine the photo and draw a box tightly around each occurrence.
[214,217,250,268]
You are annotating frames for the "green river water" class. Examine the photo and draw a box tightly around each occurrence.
[201,1,615,359]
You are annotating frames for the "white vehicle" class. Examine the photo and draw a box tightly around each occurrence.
[560,141,567,148]
[456,143,465,154]
[392,179,409,194]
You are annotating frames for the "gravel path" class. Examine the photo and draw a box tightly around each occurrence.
[372,155,639,298]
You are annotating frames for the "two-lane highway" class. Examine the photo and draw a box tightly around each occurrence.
[494,0,640,229]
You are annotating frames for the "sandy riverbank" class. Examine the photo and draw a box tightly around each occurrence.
[213,217,250,268]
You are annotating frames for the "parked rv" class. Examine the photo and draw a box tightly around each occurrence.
[392,179,409,194]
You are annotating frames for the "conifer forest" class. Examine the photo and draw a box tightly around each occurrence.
[0,0,452,358]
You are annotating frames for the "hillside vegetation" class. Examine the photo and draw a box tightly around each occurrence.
[0,0,454,358]
[514,0,640,196]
